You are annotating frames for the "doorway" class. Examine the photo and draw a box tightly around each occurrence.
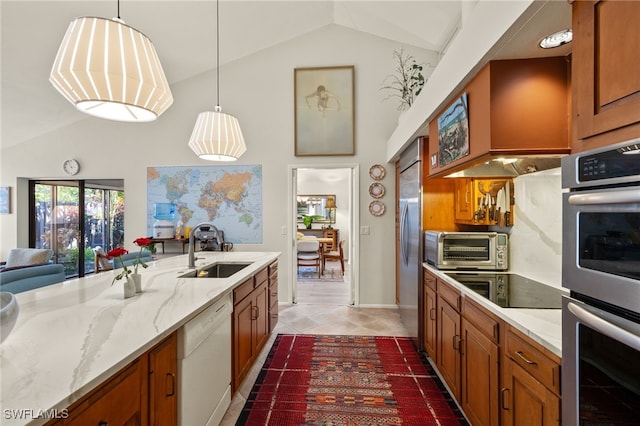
[289,165,359,306]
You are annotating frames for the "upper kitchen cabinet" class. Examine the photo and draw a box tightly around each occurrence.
[428,57,570,178]
[572,0,640,152]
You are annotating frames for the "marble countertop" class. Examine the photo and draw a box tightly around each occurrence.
[424,264,564,358]
[0,251,280,426]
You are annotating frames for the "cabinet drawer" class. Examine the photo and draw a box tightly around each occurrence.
[463,298,500,344]
[424,270,437,291]
[255,267,269,287]
[269,282,278,308]
[233,277,254,305]
[506,328,561,395]
[439,280,461,312]
[269,261,278,277]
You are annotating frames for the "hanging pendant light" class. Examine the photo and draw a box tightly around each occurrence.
[188,0,246,161]
[49,0,173,122]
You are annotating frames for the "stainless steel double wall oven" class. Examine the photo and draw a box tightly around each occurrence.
[561,138,640,425]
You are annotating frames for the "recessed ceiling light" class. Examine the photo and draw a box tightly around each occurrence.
[539,29,573,49]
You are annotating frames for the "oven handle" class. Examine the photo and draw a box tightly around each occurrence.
[568,301,640,352]
[567,188,640,205]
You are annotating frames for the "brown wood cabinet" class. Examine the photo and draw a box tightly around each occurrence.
[268,260,279,332]
[436,279,462,400]
[461,298,501,426]
[453,178,514,226]
[148,333,177,426]
[423,267,562,426]
[428,57,570,177]
[423,270,438,361]
[53,333,178,426]
[232,267,270,392]
[501,326,561,426]
[572,0,640,152]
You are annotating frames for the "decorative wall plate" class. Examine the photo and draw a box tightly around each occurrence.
[369,164,386,180]
[369,182,385,199]
[369,201,385,216]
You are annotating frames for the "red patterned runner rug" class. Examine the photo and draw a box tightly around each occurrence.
[237,334,468,425]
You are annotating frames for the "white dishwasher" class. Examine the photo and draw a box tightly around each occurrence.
[178,292,232,426]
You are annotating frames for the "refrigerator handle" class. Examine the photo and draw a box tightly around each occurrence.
[400,202,409,266]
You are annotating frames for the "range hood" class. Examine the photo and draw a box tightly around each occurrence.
[445,156,563,178]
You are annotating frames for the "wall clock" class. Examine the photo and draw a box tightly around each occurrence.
[63,159,80,175]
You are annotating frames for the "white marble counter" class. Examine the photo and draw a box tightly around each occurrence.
[424,264,564,358]
[0,251,280,426]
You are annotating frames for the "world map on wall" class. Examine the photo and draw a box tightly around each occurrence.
[146,165,263,243]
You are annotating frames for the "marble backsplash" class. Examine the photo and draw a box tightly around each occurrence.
[505,168,564,288]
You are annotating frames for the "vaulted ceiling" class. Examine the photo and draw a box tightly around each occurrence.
[0,1,571,149]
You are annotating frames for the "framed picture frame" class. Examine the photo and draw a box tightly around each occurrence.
[294,65,355,156]
[0,186,10,214]
[438,92,469,167]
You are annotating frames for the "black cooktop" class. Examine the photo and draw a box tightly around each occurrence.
[444,272,563,309]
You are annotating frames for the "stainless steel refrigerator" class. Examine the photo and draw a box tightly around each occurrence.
[398,139,422,347]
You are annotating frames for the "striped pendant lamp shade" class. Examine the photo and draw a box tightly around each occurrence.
[188,107,247,161]
[49,16,173,122]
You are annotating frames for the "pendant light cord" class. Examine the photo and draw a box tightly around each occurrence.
[216,0,220,108]
[117,0,121,19]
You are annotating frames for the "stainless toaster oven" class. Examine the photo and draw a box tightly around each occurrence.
[424,231,508,270]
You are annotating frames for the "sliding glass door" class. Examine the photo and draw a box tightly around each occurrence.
[31,180,124,278]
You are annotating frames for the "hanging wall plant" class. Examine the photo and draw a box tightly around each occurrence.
[380,49,427,111]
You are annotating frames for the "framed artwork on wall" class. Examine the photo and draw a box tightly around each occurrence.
[294,65,355,156]
[0,186,10,214]
[438,92,469,167]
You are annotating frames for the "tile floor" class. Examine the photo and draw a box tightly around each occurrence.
[219,260,409,425]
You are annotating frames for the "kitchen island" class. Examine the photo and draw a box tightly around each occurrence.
[0,251,280,426]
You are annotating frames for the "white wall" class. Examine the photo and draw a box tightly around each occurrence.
[508,168,563,288]
[1,24,438,306]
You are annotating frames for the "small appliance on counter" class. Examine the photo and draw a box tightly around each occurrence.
[193,225,225,251]
[424,230,508,270]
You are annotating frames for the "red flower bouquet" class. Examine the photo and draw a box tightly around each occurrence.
[106,247,131,285]
[133,237,153,274]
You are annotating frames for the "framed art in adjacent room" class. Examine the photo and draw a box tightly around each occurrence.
[0,186,10,214]
[294,65,355,156]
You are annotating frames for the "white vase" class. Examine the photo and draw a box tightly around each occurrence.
[123,277,136,299]
[132,273,142,293]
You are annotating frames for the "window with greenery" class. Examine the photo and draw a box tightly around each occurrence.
[30,180,124,278]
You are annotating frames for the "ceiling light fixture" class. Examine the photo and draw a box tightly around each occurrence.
[49,0,173,122]
[539,29,573,49]
[188,0,246,161]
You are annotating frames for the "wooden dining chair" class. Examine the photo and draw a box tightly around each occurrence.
[297,239,322,278]
[322,239,345,275]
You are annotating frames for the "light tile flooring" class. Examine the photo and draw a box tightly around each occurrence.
[219,260,409,425]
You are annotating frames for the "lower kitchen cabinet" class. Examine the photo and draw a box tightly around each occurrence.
[436,279,462,400]
[501,326,561,426]
[148,333,177,426]
[461,298,501,426]
[424,267,559,426]
[268,260,279,332]
[232,267,270,392]
[51,332,178,426]
[423,270,437,360]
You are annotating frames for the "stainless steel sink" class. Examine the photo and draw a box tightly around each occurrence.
[179,262,251,279]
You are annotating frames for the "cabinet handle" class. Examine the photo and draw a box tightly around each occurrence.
[252,305,259,320]
[166,372,176,397]
[430,308,436,320]
[452,335,462,353]
[500,387,510,410]
[515,351,537,366]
